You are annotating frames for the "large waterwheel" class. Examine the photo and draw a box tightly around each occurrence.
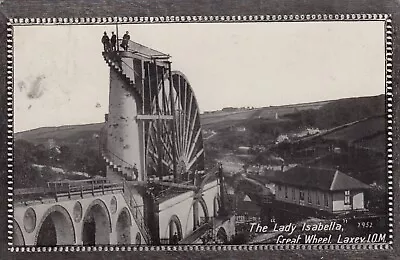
[145,69,204,183]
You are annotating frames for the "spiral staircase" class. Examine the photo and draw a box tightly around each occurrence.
[101,49,151,244]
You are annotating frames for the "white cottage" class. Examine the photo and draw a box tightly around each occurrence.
[255,166,370,213]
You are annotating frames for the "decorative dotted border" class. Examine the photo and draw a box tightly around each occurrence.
[7,14,393,252]
[6,243,393,252]
[385,16,394,247]
[6,20,14,249]
[7,13,390,25]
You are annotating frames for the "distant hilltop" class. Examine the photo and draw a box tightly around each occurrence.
[200,94,384,129]
[14,122,105,145]
[203,99,331,114]
[15,94,384,145]
[201,95,384,115]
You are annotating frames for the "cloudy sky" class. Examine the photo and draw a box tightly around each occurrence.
[14,21,385,132]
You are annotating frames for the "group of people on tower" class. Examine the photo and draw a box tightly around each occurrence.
[101,31,131,52]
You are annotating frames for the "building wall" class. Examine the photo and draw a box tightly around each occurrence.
[235,215,260,224]
[332,190,364,212]
[158,190,195,239]
[352,191,364,210]
[332,191,350,211]
[201,181,220,218]
[275,184,366,213]
[275,184,332,212]
[158,180,219,240]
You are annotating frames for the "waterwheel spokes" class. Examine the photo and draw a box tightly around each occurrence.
[145,70,204,183]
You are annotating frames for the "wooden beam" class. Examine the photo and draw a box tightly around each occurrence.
[136,114,174,120]
[152,181,197,190]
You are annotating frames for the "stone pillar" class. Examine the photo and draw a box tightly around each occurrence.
[109,230,118,245]
[74,222,83,245]
[108,66,142,180]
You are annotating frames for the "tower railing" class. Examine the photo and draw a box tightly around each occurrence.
[14,179,124,202]
[47,179,124,199]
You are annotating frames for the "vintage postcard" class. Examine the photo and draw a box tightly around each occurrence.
[9,15,392,250]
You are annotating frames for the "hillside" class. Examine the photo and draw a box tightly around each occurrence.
[13,94,385,188]
[14,123,106,188]
[200,100,330,130]
[15,95,384,145]
[201,95,384,131]
[282,94,385,130]
[15,122,104,146]
[204,94,383,144]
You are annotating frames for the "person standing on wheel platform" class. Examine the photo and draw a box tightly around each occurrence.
[110,32,117,51]
[101,32,110,52]
[121,31,130,51]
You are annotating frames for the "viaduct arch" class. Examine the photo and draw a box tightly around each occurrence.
[116,207,132,244]
[13,220,25,246]
[213,194,221,217]
[35,205,75,246]
[216,227,228,244]
[14,192,151,246]
[82,199,112,245]
[168,215,183,244]
[192,197,209,231]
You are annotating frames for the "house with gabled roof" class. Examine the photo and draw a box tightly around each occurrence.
[264,166,370,213]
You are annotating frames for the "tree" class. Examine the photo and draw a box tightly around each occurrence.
[14,141,46,188]
[230,232,248,244]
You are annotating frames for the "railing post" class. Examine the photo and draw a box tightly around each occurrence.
[54,183,59,202]
[81,185,83,198]
[68,183,71,199]
[102,182,105,194]
[92,181,95,196]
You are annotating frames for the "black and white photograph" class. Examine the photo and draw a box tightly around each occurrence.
[11,18,390,248]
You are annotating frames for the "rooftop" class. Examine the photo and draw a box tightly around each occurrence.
[252,166,370,191]
[248,171,281,184]
[236,200,261,215]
